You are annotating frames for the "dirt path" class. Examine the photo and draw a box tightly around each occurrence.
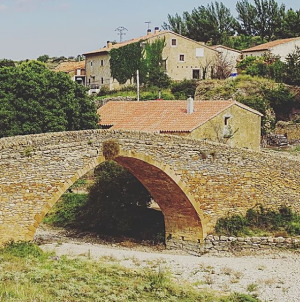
[35,225,300,302]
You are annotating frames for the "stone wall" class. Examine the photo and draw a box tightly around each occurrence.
[0,130,300,255]
[275,121,300,143]
[94,96,136,109]
[204,235,300,253]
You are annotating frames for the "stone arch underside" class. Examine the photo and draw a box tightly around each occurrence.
[114,156,204,247]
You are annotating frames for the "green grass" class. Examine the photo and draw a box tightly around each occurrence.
[0,242,261,302]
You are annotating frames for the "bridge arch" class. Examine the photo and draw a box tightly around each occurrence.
[28,149,207,250]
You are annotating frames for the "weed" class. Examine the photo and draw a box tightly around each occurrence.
[247,283,258,292]
[23,146,34,157]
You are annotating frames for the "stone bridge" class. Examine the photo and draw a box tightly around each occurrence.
[0,130,299,254]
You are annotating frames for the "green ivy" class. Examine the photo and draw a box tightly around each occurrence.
[109,38,170,87]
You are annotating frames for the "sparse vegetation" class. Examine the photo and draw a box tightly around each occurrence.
[215,205,300,237]
[0,242,223,302]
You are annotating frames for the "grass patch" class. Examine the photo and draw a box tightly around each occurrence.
[0,243,263,302]
[215,205,300,237]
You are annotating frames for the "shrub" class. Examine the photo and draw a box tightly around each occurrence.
[171,79,198,99]
[0,242,43,258]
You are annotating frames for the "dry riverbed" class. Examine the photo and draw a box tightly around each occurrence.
[35,225,300,302]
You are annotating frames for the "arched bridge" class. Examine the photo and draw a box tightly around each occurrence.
[0,130,299,254]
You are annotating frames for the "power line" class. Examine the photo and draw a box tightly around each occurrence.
[115,26,128,43]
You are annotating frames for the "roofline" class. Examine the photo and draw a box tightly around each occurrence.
[242,37,300,53]
[211,45,242,54]
[83,30,219,56]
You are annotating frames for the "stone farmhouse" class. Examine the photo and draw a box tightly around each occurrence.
[98,99,263,150]
[210,45,242,76]
[242,37,300,61]
[83,28,218,90]
[54,61,86,85]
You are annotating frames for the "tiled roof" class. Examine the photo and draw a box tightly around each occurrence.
[242,37,300,52]
[54,61,85,73]
[83,30,218,56]
[210,45,242,53]
[98,100,262,132]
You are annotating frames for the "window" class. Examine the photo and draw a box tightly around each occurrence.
[101,60,104,66]
[224,116,230,126]
[196,48,204,57]
[161,59,167,71]
[192,69,200,79]
[171,38,177,46]
[101,77,104,84]
[90,61,93,66]
[179,54,185,61]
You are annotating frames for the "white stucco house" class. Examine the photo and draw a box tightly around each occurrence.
[242,37,300,61]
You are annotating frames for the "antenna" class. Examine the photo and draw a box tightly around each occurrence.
[145,21,151,30]
[115,26,128,43]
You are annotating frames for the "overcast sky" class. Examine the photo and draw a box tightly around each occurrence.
[0,0,299,61]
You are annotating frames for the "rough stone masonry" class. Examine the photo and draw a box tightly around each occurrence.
[0,130,299,254]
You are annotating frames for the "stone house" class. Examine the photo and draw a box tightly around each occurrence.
[98,99,263,150]
[83,28,218,90]
[54,61,86,85]
[242,37,300,61]
[210,45,242,76]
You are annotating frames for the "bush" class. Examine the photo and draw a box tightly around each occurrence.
[171,79,198,99]
[215,205,300,236]
[0,242,43,258]
[215,215,249,236]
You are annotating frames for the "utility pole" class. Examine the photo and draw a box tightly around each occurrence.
[137,70,140,101]
[115,26,128,43]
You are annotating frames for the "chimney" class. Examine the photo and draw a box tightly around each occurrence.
[107,41,113,48]
[187,97,194,114]
[154,27,160,34]
[147,29,152,36]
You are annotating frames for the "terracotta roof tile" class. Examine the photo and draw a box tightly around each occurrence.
[54,61,85,73]
[242,37,300,53]
[97,100,262,132]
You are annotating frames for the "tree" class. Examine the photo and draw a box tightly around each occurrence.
[162,13,187,35]
[162,1,237,45]
[0,61,98,138]
[0,59,15,67]
[236,0,258,36]
[77,161,152,235]
[37,54,49,63]
[236,0,285,42]
[276,8,300,39]
[285,46,300,86]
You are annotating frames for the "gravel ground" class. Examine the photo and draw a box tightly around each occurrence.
[35,226,300,302]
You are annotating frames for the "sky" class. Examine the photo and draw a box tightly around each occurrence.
[0,0,299,61]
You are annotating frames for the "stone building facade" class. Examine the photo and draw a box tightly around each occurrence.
[83,30,218,90]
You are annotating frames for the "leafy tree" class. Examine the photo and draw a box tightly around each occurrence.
[236,0,258,36]
[285,46,300,86]
[162,13,187,35]
[276,8,300,38]
[236,0,285,42]
[77,161,152,235]
[0,61,98,138]
[37,54,49,63]
[162,1,236,44]
[0,59,15,67]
